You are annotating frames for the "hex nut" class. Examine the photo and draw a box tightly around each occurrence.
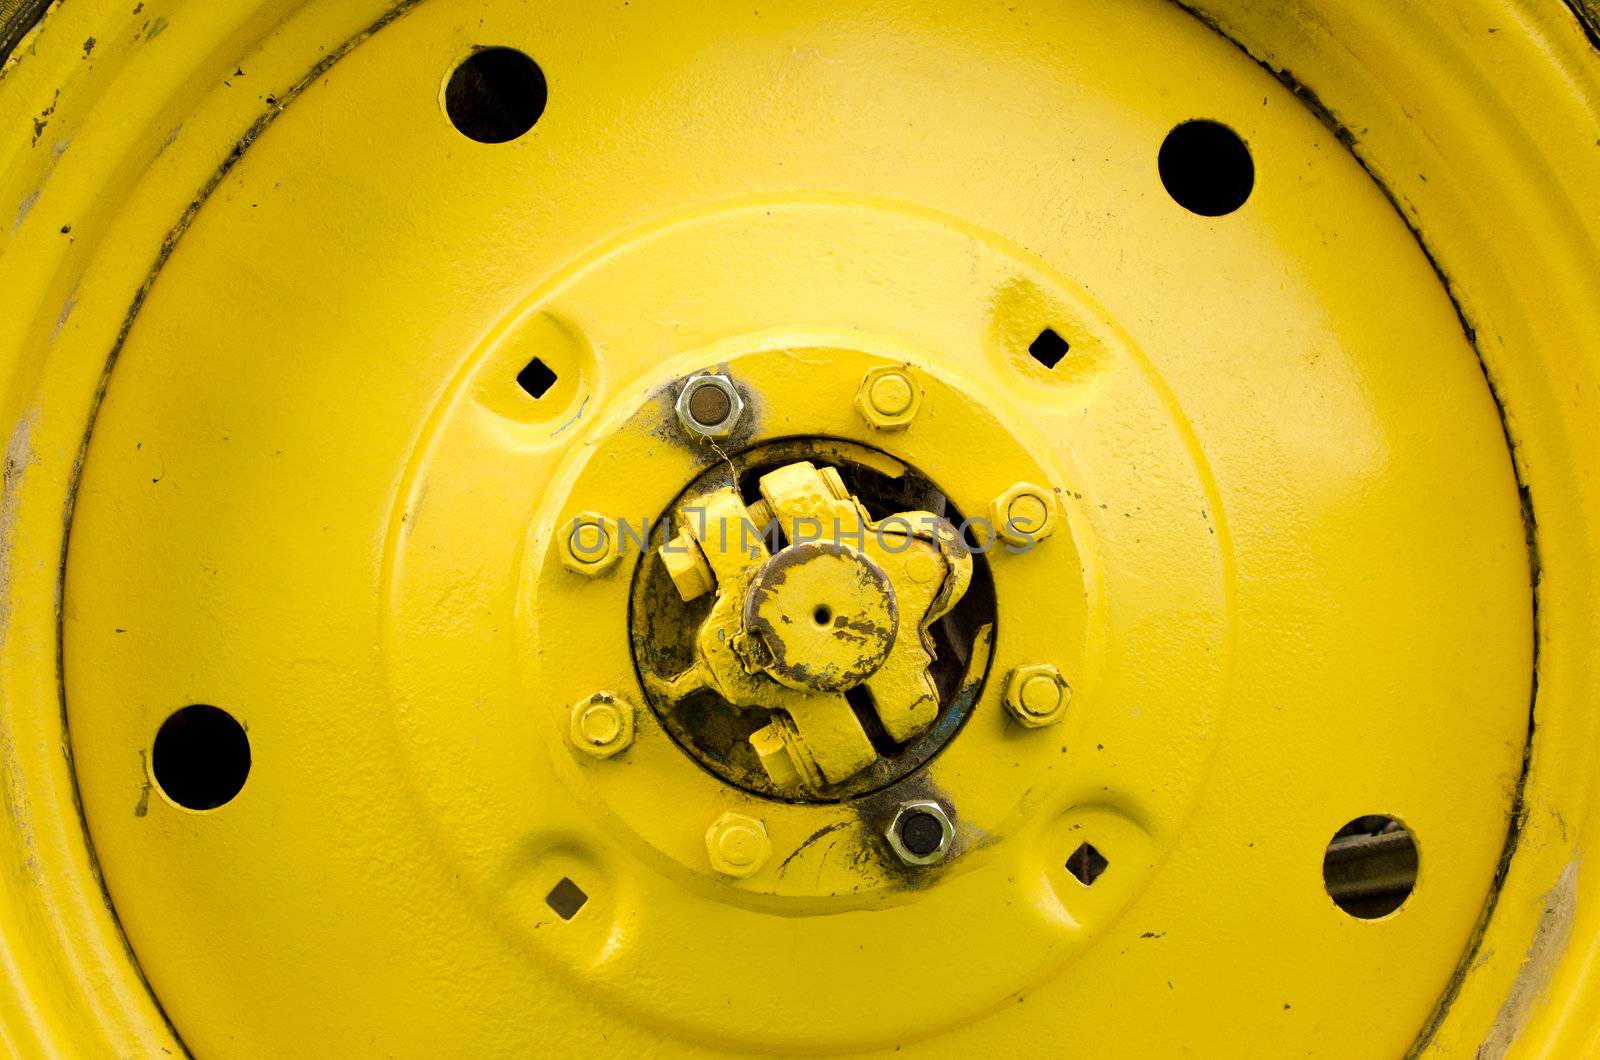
[568,692,636,758]
[885,801,956,866]
[705,811,771,878]
[559,512,621,576]
[1003,663,1072,727]
[991,481,1059,548]
[675,374,745,439]
[855,365,923,431]
[660,529,714,601]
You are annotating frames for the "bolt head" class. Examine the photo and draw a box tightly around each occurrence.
[855,365,922,430]
[991,482,1059,548]
[1003,664,1072,726]
[559,511,621,576]
[675,374,745,439]
[568,692,636,757]
[705,811,771,878]
[885,801,956,866]
[659,529,714,601]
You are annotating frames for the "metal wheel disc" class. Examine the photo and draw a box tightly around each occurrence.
[1,1,1597,1056]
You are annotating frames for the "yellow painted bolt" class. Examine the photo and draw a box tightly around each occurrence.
[905,551,940,585]
[1003,664,1072,727]
[855,365,923,430]
[869,372,914,416]
[750,723,806,789]
[660,528,715,601]
[705,811,771,878]
[568,692,635,757]
[1020,673,1063,716]
[572,522,605,554]
[991,482,1060,548]
[558,511,621,576]
[1006,494,1050,535]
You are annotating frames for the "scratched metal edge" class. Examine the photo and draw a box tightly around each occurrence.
[0,0,53,68]
[1164,2,1555,1056]
[1562,0,1600,50]
[47,0,428,1054]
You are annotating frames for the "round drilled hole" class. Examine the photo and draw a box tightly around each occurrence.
[151,704,251,811]
[812,604,833,626]
[444,47,548,144]
[1158,119,1254,216]
[1323,815,1418,919]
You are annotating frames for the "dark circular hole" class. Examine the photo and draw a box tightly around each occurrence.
[151,704,251,811]
[899,811,945,857]
[1323,815,1418,919]
[1158,119,1254,216]
[812,605,833,626]
[443,47,547,144]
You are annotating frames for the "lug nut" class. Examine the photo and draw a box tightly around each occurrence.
[568,691,636,757]
[705,811,771,878]
[991,482,1059,548]
[559,511,621,576]
[886,800,956,866]
[675,374,745,439]
[1003,663,1072,727]
[855,365,923,431]
[660,528,714,601]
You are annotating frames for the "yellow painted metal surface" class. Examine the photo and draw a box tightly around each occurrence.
[647,456,973,793]
[0,0,1595,1057]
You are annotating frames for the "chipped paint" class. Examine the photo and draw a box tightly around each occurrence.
[550,393,588,437]
[51,286,76,337]
[10,186,38,231]
[0,408,37,650]
[0,413,38,882]
[1478,859,1579,1057]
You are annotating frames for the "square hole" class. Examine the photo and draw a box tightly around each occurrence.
[544,876,588,920]
[1028,328,1070,369]
[517,357,558,399]
[1066,842,1109,886]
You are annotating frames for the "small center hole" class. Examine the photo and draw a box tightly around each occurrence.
[813,605,833,626]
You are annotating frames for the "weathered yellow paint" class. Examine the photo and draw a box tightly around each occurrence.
[649,457,972,792]
[0,0,1596,1057]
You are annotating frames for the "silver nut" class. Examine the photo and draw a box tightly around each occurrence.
[885,800,956,866]
[675,374,745,440]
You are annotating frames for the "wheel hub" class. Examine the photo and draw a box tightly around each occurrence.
[2,0,1587,1055]
[639,453,980,795]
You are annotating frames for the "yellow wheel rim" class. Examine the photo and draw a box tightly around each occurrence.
[1,1,1596,1055]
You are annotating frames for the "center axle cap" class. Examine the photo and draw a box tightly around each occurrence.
[743,540,899,693]
[644,457,974,795]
